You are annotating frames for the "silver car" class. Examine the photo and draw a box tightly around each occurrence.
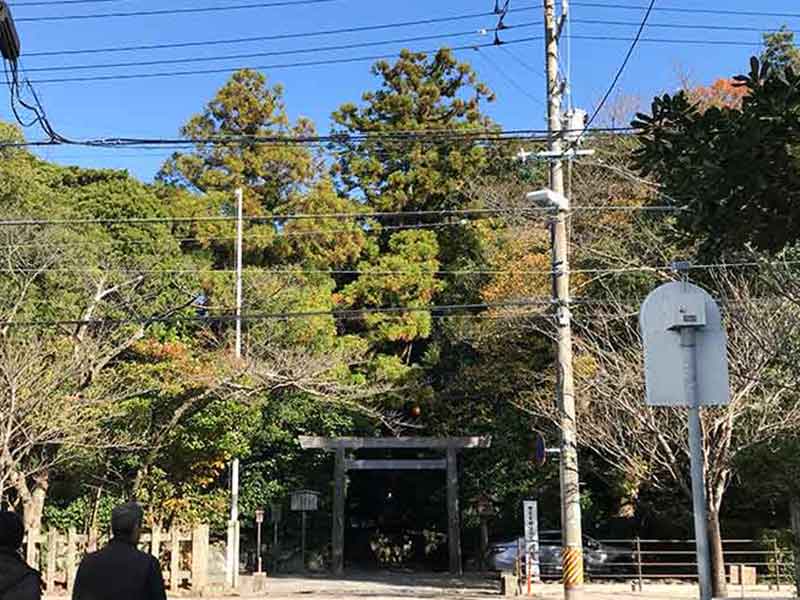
[488,530,632,578]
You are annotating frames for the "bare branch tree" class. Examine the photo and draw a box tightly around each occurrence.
[516,268,800,594]
[0,331,142,524]
[240,342,416,435]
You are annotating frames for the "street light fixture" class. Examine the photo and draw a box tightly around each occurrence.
[0,1,21,61]
[255,509,265,574]
[526,189,568,211]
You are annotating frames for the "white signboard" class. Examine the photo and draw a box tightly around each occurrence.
[523,501,540,582]
[290,490,319,512]
[640,282,730,407]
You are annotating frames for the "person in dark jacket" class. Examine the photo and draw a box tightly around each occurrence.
[72,502,166,600]
[0,510,41,600]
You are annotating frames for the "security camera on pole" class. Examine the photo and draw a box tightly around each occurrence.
[640,263,731,600]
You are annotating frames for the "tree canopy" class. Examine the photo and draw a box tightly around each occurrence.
[633,57,800,257]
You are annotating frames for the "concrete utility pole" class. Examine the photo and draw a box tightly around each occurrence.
[543,1,584,598]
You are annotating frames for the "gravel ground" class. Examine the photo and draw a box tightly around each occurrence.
[177,573,798,600]
[46,573,798,599]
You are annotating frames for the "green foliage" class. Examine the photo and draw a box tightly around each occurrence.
[632,56,800,256]
[331,47,496,285]
[238,393,364,523]
[341,230,443,345]
[9,40,800,553]
[43,492,127,532]
[762,27,800,75]
[332,49,495,211]
[158,69,315,210]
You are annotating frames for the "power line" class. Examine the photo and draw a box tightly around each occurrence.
[572,34,766,48]
[7,259,799,277]
[0,221,486,251]
[24,8,538,57]
[10,33,775,86]
[0,299,554,328]
[15,1,800,24]
[0,125,637,150]
[0,204,686,228]
[573,18,794,35]
[10,0,125,5]
[581,158,684,206]
[15,0,340,22]
[582,0,656,135]
[0,208,545,227]
[0,208,665,252]
[498,45,544,79]
[474,46,547,107]
[20,23,539,74]
[9,37,544,85]
[18,13,776,61]
[571,2,800,19]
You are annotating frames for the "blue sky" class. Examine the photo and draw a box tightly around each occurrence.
[2,0,797,180]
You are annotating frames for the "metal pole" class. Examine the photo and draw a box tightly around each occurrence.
[790,497,800,599]
[234,187,244,360]
[635,537,643,592]
[301,510,307,572]
[543,1,583,598]
[232,459,240,588]
[682,327,713,600]
[257,520,263,574]
[274,518,279,573]
[517,537,523,595]
[226,458,240,589]
[773,538,781,590]
[227,187,244,589]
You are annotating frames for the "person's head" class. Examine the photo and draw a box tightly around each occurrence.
[111,502,144,544]
[0,511,24,551]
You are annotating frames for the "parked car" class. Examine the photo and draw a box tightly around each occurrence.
[488,530,633,578]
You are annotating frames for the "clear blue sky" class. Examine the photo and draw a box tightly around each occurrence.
[2,0,797,181]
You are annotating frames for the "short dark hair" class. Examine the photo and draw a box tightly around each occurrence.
[111,502,144,538]
[0,511,24,550]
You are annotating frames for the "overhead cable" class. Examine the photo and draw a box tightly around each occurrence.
[0,204,684,228]
[571,2,800,19]
[6,259,799,277]
[25,8,538,57]
[21,14,776,60]
[20,22,539,74]
[581,0,656,138]
[10,34,775,86]
[11,0,125,5]
[15,1,800,22]
[0,125,637,150]
[6,36,544,85]
[15,0,340,22]
[0,299,554,328]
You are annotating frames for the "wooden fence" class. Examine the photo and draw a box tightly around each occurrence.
[23,524,210,595]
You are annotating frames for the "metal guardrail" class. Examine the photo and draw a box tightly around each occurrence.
[560,538,798,591]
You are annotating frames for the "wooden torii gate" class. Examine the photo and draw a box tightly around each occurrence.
[298,436,491,575]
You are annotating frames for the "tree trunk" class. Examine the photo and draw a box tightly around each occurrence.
[19,471,49,533]
[790,496,800,599]
[0,473,8,509]
[708,508,728,598]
